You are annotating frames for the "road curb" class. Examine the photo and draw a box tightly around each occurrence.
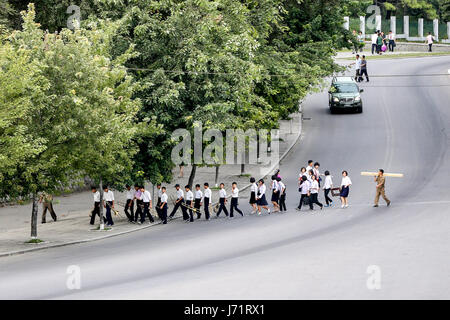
[0,111,303,258]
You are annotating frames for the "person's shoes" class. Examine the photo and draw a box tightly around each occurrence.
[324,204,330,208]
[296,207,301,211]
[137,221,142,225]
[320,206,323,210]
[373,204,379,207]
[341,205,345,209]
[42,221,46,224]
[387,201,391,207]
[344,204,349,208]
[258,211,261,215]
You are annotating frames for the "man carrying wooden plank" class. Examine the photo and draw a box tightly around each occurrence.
[373,169,391,207]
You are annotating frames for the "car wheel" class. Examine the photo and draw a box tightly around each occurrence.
[358,106,363,113]
[330,107,335,114]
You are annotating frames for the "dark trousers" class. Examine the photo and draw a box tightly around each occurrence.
[143,202,154,223]
[279,193,287,211]
[230,197,243,217]
[170,199,189,220]
[216,198,229,217]
[428,43,432,52]
[298,194,312,210]
[389,40,395,52]
[360,68,369,81]
[310,193,323,208]
[194,198,202,219]
[160,204,168,224]
[204,197,210,220]
[134,200,143,222]
[124,199,134,221]
[90,201,104,225]
[355,69,361,82]
[186,200,194,222]
[371,43,377,54]
[42,202,57,223]
[324,189,333,205]
[105,201,114,225]
[155,197,162,219]
[376,44,381,54]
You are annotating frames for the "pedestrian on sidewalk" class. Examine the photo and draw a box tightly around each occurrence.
[39,191,57,223]
[296,176,312,211]
[155,183,162,220]
[376,32,383,55]
[90,186,105,225]
[277,177,287,212]
[371,31,378,54]
[271,174,280,212]
[203,183,212,220]
[256,179,270,215]
[159,187,168,224]
[306,160,314,173]
[359,55,369,82]
[373,169,391,207]
[323,171,333,207]
[388,30,396,52]
[216,183,229,218]
[140,186,154,224]
[358,31,364,52]
[169,184,188,221]
[313,162,321,187]
[309,175,323,211]
[124,184,135,223]
[194,184,203,219]
[133,184,143,223]
[103,186,115,226]
[229,182,244,218]
[425,32,435,52]
[185,185,194,222]
[249,177,258,214]
[298,167,307,185]
[340,171,352,209]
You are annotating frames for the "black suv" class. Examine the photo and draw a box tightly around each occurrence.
[328,77,364,113]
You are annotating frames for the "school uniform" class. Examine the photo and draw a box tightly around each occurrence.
[297,181,313,210]
[204,187,212,220]
[124,188,135,222]
[216,188,229,217]
[310,180,323,209]
[103,190,115,226]
[170,189,189,220]
[90,191,105,225]
[160,192,168,224]
[249,183,257,205]
[134,189,143,223]
[323,175,333,206]
[142,190,154,223]
[194,189,203,219]
[185,190,194,222]
[230,187,243,217]
[340,176,352,198]
[271,180,280,203]
[256,184,268,206]
[155,188,162,219]
[279,181,287,211]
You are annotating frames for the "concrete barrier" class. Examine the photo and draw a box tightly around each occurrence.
[362,41,450,52]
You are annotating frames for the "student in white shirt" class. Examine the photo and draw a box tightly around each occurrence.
[340,170,352,208]
[270,175,280,212]
[371,30,378,54]
[216,183,229,217]
[313,162,321,187]
[425,32,434,52]
[323,170,334,207]
[155,183,162,220]
[305,160,314,174]
[102,186,115,226]
[298,167,307,185]
[388,30,396,52]
[90,186,105,225]
[194,184,203,219]
[124,184,135,223]
[133,184,143,223]
[249,177,258,214]
[185,185,194,222]
[169,184,188,221]
[230,182,244,218]
[277,177,287,212]
[203,183,212,220]
[159,187,168,224]
[296,176,313,211]
[256,179,270,215]
[309,175,323,210]
[140,186,154,224]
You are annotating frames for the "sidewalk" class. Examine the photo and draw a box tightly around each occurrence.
[0,112,302,257]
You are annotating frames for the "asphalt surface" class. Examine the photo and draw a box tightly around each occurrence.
[0,56,449,299]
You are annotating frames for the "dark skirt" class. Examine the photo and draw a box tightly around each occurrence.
[271,191,279,202]
[257,194,268,206]
[340,186,350,198]
[249,191,257,204]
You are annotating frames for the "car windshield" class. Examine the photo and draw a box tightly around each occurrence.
[333,83,359,93]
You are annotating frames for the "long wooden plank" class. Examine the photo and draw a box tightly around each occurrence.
[361,172,404,178]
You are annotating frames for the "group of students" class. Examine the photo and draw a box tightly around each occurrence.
[296,160,353,211]
[371,30,396,54]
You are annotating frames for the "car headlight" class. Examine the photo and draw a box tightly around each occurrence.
[354,96,361,102]
[333,97,339,102]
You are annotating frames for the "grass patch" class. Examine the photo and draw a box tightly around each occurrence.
[93,226,112,231]
[26,238,44,244]
[239,173,252,177]
[211,186,221,190]
[338,52,450,60]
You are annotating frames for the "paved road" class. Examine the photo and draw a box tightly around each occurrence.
[0,56,449,299]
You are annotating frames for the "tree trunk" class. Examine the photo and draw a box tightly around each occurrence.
[99,176,104,230]
[188,164,197,188]
[30,193,39,239]
[240,163,245,175]
[215,165,220,187]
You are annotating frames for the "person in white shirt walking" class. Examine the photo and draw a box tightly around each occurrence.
[90,186,105,225]
[277,177,287,212]
[249,177,258,214]
[296,176,313,211]
[425,32,435,52]
[323,170,334,207]
[203,183,212,220]
[371,30,378,54]
[306,160,314,174]
[140,186,154,224]
[103,186,115,226]
[159,187,168,224]
[169,184,188,221]
[185,185,194,222]
[194,184,203,219]
[216,183,229,218]
[340,171,352,208]
[124,184,135,223]
[388,30,396,52]
[230,182,244,218]
[133,184,143,223]
[309,175,323,210]
[270,175,280,212]
[155,183,162,220]
[256,179,270,215]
